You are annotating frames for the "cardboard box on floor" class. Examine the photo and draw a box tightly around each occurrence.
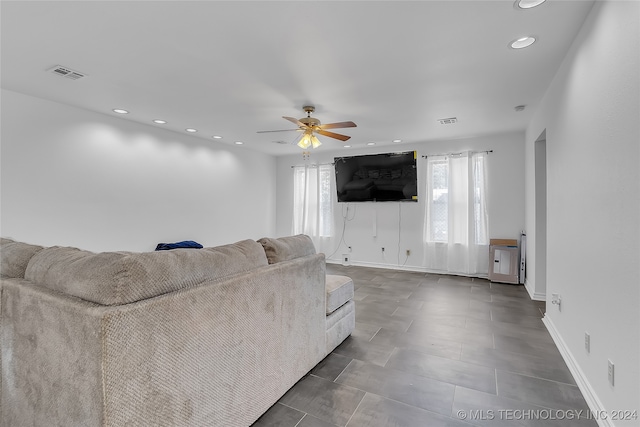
[489,239,518,247]
[489,239,519,284]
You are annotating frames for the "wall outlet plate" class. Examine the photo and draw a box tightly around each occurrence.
[584,332,590,353]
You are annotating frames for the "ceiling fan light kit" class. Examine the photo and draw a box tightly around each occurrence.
[297,131,322,149]
[258,105,356,150]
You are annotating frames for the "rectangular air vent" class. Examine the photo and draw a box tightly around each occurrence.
[437,117,458,125]
[47,65,86,80]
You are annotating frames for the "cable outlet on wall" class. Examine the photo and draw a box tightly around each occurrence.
[342,254,350,266]
[551,293,562,311]
[608,359,615,386]
[406,249,411,256]
[584,332,590,353]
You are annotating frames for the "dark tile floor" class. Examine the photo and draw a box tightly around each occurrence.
[253,265,597,427]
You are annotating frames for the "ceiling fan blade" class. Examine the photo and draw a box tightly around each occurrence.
[319,121,357,130]
[283,116,307,128]
[317,129,351,141]
[256,129,301,133]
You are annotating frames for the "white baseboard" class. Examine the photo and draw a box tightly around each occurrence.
[325,258,489,279]
[542,316,613,427]
[524,278,546,301]
[326,258,426,273]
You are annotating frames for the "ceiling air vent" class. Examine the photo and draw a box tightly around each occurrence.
[437,117,458,125]
[47,65,86,80]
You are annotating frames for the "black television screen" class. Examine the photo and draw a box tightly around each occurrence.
[335,151,418,202]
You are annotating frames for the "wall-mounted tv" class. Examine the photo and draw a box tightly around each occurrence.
[334,151,417,202]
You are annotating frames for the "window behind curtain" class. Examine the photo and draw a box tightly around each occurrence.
[292,164,332,238]
[427,158,449,242]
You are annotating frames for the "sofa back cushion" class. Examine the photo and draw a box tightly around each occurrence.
[1,238,44,279]
[257,234,316,264]
[23,239,268,305]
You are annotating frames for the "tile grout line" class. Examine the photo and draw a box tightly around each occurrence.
[497,368,584,388]
[451,386,460,419]
[333,359,356,384]
[292,413,306,427]
[382,346,399,368]
[368,326,382,343]
[343,392,367,427]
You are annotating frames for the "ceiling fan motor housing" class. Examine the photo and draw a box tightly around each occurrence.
[299,117,321,127]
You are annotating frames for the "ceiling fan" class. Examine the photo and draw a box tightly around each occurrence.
[257,106,356,149]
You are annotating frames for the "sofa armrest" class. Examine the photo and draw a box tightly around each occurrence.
[1,278,105,427]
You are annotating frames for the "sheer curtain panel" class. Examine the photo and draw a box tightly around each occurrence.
[423,152,489,276]
[292,164,333,253]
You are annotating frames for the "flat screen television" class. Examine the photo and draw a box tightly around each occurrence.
[334,151,418,202]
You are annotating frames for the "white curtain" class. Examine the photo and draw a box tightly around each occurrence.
[423,152,489,276]
[292,164,333,253]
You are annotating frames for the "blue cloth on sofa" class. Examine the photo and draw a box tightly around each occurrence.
[155,241,203,251]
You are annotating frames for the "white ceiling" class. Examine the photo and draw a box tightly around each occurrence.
[1,0,595,155]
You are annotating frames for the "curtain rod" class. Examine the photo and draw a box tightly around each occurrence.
[290,162,335,169]
[421,149,493,159]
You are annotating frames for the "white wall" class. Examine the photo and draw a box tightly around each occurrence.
[0,89,277,252]
[525,1,639,422]
[276,131,525,273]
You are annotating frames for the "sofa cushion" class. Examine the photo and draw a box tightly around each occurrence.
[257,235,316,264]
[325,275,354,314]
[326,300,356,355]
[23,239,268,305]
[1,238,44,279]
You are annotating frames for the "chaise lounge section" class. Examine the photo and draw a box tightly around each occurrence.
[0,234,354,427]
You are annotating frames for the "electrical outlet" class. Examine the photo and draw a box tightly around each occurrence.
[406,249,411,256]
[551,293,562,311]
[584,332,590,353]
[608,359,615,386]
[381,247,385,252]
[342,254,350,266]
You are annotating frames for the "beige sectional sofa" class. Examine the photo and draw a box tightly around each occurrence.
[0,235,355,427]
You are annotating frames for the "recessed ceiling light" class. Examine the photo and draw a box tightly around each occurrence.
[113,109,129,114]
[212,135,223,139]
[344,145,351,148]
[392,139,402,143]
[153,119,167,124]
[366,142,376,146]
[515,0,546,9]
[234,141,243,145]
[510,36,536,49]
[185,128,197,133]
